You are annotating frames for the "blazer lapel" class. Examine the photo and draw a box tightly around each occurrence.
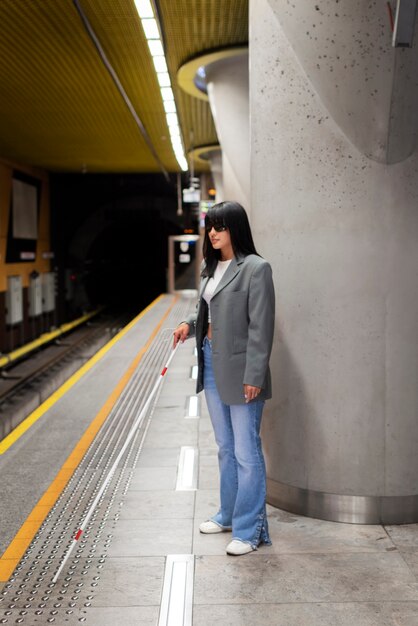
[212,255,244,299]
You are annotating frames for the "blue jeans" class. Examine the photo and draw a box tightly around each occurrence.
[202,337,271,548]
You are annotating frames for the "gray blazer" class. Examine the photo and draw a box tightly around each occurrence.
[185,253,275,405]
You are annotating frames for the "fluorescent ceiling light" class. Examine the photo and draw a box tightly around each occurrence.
[142,18,159,39]
[178,157,188,172]
[134,0,153,18]
[161,87,174,101]
[168,128,180,140]
[153,56,168,73]
[137,4,188,172]
[163,100,176,113]
[148,39,164,56]
[176,152,187,169]
[166,112,178,126]
[167,115,180,130]
[157,72,171,88]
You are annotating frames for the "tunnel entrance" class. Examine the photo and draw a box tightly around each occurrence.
[51,173,189,320]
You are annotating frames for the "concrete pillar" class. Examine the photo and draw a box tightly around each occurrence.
[188,146,224,203]
[205,53,250,209]
[177,49,250,210]
[250,0,418,523]
[207,149,224,203]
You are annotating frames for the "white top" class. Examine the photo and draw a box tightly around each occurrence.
[203,259,232,323]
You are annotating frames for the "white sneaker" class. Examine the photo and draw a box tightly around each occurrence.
[199,520,232,534]
[226,539,255,555]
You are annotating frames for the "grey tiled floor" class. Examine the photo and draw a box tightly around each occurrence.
[98,342,418,625]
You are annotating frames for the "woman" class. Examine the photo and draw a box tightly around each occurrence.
[173,201,275,556]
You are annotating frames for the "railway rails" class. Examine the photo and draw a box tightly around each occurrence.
[0,311,133,442]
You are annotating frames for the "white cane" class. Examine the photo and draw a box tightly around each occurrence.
[52,342,180,584]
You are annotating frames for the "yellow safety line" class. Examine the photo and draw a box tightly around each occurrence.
[0,308,103,368]
[0,295,164,455]
[0,293,178,581]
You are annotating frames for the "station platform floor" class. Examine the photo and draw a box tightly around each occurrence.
[1,293,418,625]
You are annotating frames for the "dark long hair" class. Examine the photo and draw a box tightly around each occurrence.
[202,201,260,277]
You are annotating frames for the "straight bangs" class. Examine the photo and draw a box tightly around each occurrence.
[205,205,228,230]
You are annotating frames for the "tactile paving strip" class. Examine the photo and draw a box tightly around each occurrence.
[0,298,193,624]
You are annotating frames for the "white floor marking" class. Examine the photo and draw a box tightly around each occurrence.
[176,446,198,490]
[185,395,200,418]
[158,554,194,626]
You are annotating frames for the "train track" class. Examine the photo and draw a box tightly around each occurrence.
[0,311,133,440]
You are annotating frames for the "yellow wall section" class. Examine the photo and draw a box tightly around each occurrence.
[0,158,51,292]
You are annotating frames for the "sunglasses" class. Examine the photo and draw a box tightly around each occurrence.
[205,223,227,233]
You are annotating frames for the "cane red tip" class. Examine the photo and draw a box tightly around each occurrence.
[161,367,168,376]
[75,529,83,541]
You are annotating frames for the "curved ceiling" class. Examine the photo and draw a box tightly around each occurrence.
[0,0,248,174]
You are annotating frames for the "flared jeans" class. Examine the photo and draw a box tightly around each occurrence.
[202,337,271,548]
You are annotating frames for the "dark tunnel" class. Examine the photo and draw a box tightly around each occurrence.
[51,172,196,319]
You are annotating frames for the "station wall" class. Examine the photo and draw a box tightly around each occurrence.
[0,159,52,352]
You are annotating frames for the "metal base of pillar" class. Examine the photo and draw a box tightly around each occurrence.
[267,478,418,525]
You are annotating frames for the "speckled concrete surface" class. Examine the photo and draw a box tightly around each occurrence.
[250,0,418,514]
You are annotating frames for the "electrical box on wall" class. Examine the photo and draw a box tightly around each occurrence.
[6,276,23,325]
[29,274,42,317]
[42,272,55,312]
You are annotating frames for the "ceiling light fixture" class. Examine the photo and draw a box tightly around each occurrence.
[147,39,164,56]
[134,0,188,171]
[153,56,168,72]
[134,0,153,18]
[160,86,174,101]
[157,73,171,88]
[166,112,178,126]
[163,100,176,114]
[141,18,159,39]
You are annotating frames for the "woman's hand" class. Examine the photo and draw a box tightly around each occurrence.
[243,384,261,403]
[173,322,190,348]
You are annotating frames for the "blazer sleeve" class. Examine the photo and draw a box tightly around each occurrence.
[182,261,206,338]
[183,310,197,338]
[243,261,275,388]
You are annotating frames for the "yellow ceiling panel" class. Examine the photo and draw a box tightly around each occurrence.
[0,0,248,173]
[159,0,248,154]
[0,0,175,172]
[159,0,248,67]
